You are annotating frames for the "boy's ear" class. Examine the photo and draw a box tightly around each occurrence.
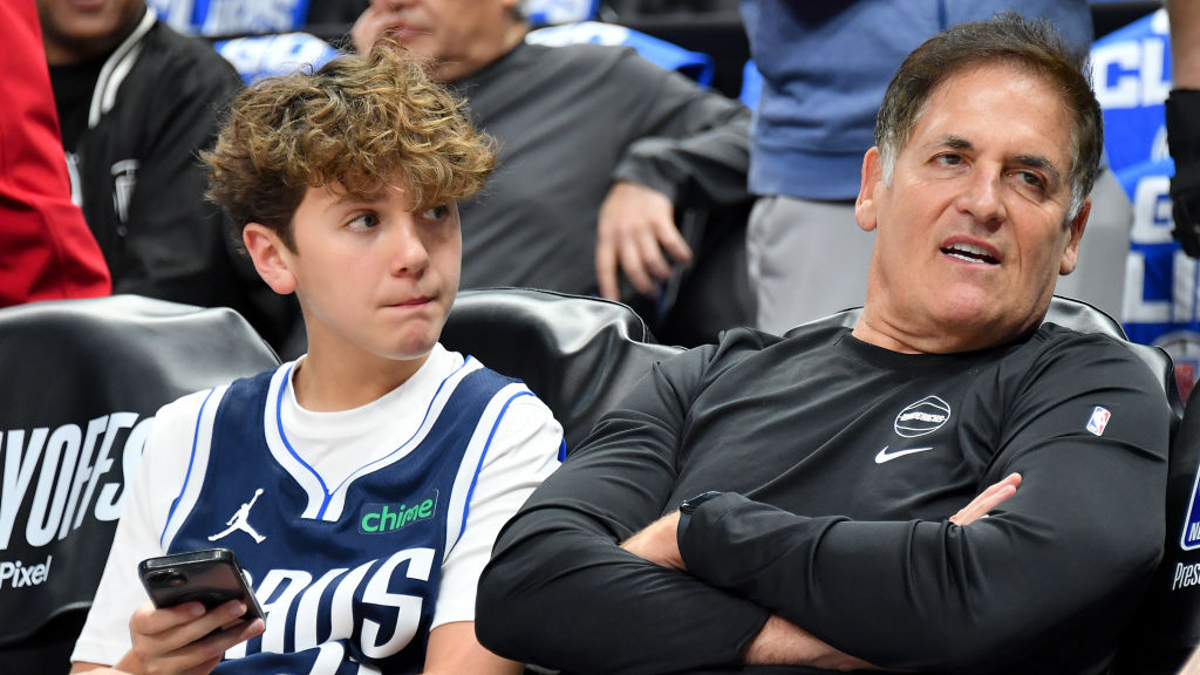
[243,223,298,295]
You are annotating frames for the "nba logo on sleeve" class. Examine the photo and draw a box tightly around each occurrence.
[1085,406,1111,436]
[1182,466,1200,551]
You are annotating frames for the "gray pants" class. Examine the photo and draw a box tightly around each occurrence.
[746,169,1132,335]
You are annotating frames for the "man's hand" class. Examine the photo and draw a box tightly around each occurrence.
[622,472,1019,572]
[109,599,264,675]
[620,510,685,570]
[744,614,881,670]
[623,474,1018,671]
[949,472,1022,526]
[351,5,392,54]
[596,181,692,300]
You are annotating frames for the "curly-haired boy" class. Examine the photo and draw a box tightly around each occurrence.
[69,44,563,675]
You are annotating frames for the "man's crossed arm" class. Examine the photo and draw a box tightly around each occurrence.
[619,474,1023,670]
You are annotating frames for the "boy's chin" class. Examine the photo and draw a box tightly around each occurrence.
[385,333,441,363]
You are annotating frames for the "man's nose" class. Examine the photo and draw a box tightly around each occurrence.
[956,169,1007,226]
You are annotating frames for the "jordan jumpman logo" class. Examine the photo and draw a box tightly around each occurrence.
[208,488,267,544]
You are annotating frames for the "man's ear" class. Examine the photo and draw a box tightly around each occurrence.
[1059,199,1090,276]
[243,223,298,295]
[856,147,884,233]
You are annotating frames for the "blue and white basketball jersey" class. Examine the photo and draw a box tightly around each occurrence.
[160,358,526,674]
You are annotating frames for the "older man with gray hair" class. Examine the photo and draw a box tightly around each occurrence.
[352,0,752,340]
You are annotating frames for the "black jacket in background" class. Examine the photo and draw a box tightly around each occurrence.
[50,10,295,348]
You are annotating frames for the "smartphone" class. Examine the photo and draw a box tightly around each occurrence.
[138,548,264,624]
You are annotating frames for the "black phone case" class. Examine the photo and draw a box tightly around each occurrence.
[138,547,264,622]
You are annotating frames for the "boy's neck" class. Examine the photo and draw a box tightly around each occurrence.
[290,350,430,412]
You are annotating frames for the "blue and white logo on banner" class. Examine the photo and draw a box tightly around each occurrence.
[527,0,598,27]
[149,0,309,35]
[215,32,339,84]
[1094,10,1200,400]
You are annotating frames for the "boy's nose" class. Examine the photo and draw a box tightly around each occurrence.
[390,219,429,275]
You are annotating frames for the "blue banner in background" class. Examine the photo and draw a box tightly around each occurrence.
[214,32,340,84]
[149,0,310,35]
[527,21,714,87]
[1094,9,1200,400]
[527,0,599,27]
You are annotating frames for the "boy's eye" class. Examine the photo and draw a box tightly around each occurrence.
[422,204,451,221]
[348,213,379,230]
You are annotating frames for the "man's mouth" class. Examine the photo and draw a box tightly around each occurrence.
[383,22,424,39]
[941,243,999,265]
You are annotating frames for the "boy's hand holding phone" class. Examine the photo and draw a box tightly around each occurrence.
[112,548,265,675]
[113,598,264,675]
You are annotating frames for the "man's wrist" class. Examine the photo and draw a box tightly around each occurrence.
[677,490,724,554]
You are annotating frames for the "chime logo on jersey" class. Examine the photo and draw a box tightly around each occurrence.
[1085,406,1112,436]
[1181,465,1200,551]
[359,490,439,535]
[893,396,951,438]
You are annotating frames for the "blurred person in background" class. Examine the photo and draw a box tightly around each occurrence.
[38,0,295,349]
[353,0,754,345]
[1,0,110,307]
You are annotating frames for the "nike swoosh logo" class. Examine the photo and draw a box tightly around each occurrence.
[874,445,935,464]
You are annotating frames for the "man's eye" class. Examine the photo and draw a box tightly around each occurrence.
[935,154,962,166]
[1020,172,1045,188]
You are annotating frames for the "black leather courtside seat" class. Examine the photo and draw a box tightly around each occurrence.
[0,295,280,675]
[442,288,683,451]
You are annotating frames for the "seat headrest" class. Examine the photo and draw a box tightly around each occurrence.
[0,295,280,646]
[442,288,682,450]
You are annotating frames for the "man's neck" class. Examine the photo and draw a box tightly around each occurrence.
[851,304,1040,355]
[436,21,528,83]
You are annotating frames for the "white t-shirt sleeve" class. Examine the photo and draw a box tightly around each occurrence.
[432,393,562,629]
[69,390,212,666]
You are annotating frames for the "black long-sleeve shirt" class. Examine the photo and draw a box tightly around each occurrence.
[477,322,1170,674]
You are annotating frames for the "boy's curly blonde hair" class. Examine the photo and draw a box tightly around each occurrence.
[203,42,494,251]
